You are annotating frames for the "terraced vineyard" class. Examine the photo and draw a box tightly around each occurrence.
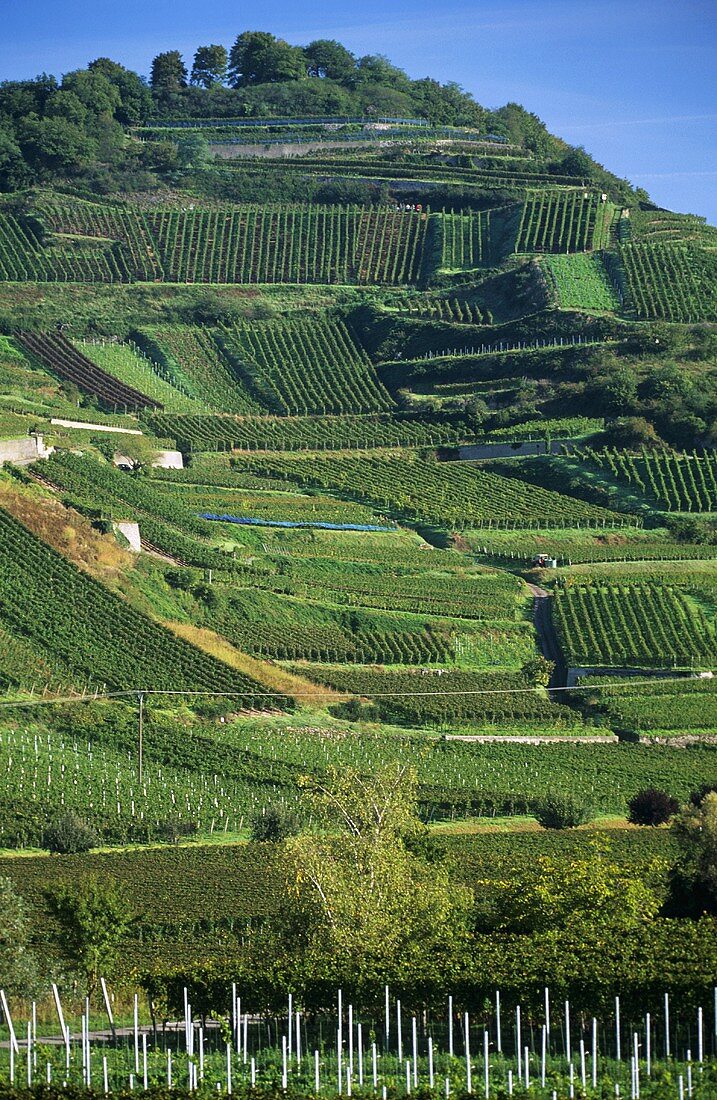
[618,242,717,322]
[38,195,163,280]
[213,588,478,664]
[0,506,262,693]
[625,207,717,246]
[240,555,526,620]
[41,451,228,566]
[78,340,205,413]
[231,451,633,528]
[542,253,620,310]
[515,190,615,253]
[291,665,571,727]
[581,448,717,511]
[583,675,717,734]
[465,527,717,565]
[0,212,134,282]
[17,332,161,411]
[1,200,429,286]
[135,326,262,413]
[440,210,495,269]
[400,295,491,323]
[145,412,472,452]
[220,317,392,415]
[553,582,717,668]
[144,204,428,285]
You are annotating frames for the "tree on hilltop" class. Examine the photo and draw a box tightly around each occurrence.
[191,45,228,88]
[229,32,306,87]
[304,39,356,83]
[150,51,188,92]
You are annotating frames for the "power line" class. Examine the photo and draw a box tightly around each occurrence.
[0,674,707,709]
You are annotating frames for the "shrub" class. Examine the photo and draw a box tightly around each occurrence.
[534,795,594,830]
[628,788,679,826]
[42,813,99,854]
[250,803,301,843]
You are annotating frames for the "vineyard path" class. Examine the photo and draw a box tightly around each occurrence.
[527,582,567,690]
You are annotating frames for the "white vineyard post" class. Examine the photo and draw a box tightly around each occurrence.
[516,1006,522,1081]
[592,1018,598,1089]
[358,1023,363,1086]
[1,990,19,1057]
[133,993,139,1074]
[337,1029,342,1095]
[495,991,502,1053]
[464,1012,471,1094]
[646,1013,651,1076]
[483,1030,489,1098]
[412,1017,418,1086]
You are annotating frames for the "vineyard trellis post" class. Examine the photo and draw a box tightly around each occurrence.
[137,691,145,786]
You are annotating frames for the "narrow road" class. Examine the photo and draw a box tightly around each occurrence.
[527,583,567,690]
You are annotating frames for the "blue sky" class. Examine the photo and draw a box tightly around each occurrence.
[1,0,715,224]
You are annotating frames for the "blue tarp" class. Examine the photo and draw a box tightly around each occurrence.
[199,513,396,533]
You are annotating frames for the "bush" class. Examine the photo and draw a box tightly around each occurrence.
[534,795,593,830]
[628,788,679,826]
[42,813,99,854]
[250,803,301,843]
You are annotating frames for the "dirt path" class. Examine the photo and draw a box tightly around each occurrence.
[527,583,567,689]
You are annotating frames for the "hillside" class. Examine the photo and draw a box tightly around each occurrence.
[0,31,716,1096]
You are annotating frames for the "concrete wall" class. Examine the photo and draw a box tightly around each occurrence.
[113,450,184,470]
[51,418,143,436]
[152,450,184,470]
[0,435,54,467]
[113,521,142,553]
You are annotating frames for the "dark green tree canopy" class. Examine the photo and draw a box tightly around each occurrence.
[304,39,356,82]
[191,45,228,88]
[88,57,153,124]
[229,32,306,87]
[150,50,188,91]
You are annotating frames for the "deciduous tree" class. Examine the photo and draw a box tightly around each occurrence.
[229,32,305,87]
[45,876,136,994]
[191,45,228,88]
